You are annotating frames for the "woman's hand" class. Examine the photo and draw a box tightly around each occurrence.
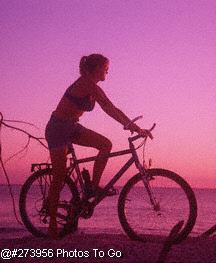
[127,124,153,139]
[138,129,153,139]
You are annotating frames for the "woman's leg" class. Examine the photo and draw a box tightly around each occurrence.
[72,128,112,187]
[48,147,67,239]
[47,127,111,238]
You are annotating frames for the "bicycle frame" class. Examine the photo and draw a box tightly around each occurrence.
[68,134,154,208]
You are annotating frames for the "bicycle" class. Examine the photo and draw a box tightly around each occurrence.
[19,116,197,243]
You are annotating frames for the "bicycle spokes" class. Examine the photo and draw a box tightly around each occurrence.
[20,170,79,237]
[119,170,196,243]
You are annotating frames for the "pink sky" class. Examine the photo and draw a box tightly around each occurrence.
[1,0,216,188]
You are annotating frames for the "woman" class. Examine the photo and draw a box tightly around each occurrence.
[45,53,151,239]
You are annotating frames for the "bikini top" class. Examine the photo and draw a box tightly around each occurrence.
[64,83,95,112]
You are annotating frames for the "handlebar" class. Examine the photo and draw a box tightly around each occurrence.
[124,115,156,141]
[129,123,156,142]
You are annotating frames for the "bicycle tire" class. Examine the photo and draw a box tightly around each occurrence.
[19,168,80,238]
[118,168,197,244]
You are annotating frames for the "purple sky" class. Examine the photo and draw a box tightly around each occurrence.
[1,0,216,187]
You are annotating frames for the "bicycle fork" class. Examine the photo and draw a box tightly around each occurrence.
[139,168,161,214]
[130,141,161,214]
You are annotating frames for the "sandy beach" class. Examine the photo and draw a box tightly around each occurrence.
[0,228,216,263]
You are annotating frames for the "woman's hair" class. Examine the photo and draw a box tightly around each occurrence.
[79,54,109,76]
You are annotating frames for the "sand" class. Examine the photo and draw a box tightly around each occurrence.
[0,228,216,263]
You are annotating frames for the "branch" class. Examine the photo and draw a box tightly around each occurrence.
[0,112,41,226]
[1,120,48,149]
[0,112,48,163]
[4,137,31,164]
[3,119,39,130]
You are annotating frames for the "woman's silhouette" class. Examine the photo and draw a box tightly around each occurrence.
[45,54,150,239]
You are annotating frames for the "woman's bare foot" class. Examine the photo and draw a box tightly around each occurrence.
[48,222,59,240]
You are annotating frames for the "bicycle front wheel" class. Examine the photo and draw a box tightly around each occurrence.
[118,169,197,244]
[19,168,80,238]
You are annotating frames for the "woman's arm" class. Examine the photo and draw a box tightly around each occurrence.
[89,84,141,133]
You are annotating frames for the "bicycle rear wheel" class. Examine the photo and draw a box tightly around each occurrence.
[118,169,197,244]
[19,168,80,238]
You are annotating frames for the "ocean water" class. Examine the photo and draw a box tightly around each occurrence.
[0,185,216,239]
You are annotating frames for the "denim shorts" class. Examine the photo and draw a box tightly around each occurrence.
[45,114,86,150]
